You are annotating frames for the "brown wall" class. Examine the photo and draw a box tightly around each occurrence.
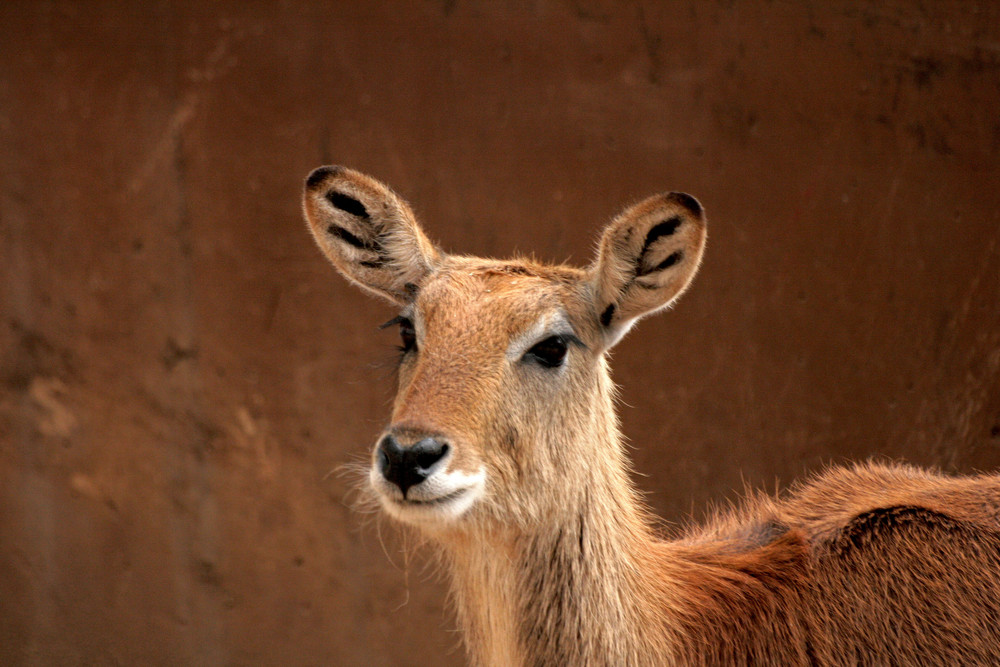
[2,1,999,664]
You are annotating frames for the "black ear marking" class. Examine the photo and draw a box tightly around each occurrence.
[643,216,683,249]
[327,224,370,250]
[600,303,616,327]
[305,165,343,189]
[652,251,684,272]
[636,248,684,277]
[326,190,369,219]
[665,192,702,216]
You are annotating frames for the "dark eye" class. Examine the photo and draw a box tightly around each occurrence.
[524,336,568,368]
[398,318,417,353]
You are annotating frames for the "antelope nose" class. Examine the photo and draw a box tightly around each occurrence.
[377,434,450,497]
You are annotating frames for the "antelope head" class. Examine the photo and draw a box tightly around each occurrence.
[303,166,706,537]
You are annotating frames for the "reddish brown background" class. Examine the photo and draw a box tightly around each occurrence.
[2,1,999,665]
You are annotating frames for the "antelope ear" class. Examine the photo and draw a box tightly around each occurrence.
[589,192,707,348]
[303,166,441,304]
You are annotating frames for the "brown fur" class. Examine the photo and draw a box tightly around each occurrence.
[303,166,1000,666]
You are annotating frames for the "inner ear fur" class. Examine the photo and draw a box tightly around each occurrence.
[590,191,707,347]
[302,166,440,304]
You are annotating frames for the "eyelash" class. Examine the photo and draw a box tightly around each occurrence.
[523,334,580,369]
[379,315,417,354]
[398,319,416,353]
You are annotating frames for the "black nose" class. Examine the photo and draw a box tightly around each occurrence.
[377,434,450,497]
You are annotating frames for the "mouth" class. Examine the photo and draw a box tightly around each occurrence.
[393,487,471,507]
[371,468,486,523]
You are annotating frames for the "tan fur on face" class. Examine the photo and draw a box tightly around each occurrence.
[388,258,606,529]
[304,167,1000,666]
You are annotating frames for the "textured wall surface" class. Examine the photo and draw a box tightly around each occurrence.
[2,1,999,664]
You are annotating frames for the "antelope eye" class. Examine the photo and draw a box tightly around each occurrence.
[398,318,417,353]
[524,335,568,368]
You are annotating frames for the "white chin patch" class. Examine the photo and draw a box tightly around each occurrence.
[370,466,486,525]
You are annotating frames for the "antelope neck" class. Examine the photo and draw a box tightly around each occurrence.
[443,434,678,666]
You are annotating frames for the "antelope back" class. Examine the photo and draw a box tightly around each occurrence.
[303,166,707,532]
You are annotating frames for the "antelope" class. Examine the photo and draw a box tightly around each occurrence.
[302,165,1000,666]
